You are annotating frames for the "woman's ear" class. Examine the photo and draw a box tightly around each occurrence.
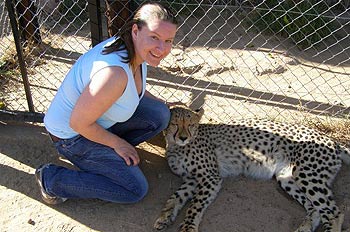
[194,108,204,118]
[131,24,138,40]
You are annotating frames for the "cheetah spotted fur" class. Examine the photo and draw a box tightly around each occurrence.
[154,106,350,232]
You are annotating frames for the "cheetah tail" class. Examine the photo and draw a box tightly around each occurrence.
[337,144,350,165]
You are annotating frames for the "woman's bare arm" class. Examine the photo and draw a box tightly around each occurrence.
[70,66,139,166]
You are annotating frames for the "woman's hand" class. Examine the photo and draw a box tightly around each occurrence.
[113,138,140,166]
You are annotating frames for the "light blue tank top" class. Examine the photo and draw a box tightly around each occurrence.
[44,37,147,139]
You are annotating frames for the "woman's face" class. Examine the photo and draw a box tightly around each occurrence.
[132,19,177,67]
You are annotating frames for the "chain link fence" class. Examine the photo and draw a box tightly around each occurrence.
[0,0,349,124]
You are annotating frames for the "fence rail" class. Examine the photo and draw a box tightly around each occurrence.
[0,0,349,124]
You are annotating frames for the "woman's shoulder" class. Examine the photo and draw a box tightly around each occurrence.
[91,48,129,69]
[91,66,129,92]
[95,65,128,79]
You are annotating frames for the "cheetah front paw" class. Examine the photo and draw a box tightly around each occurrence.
[329,213,344,232]
[294,221,312,232]
[154,213,174,230]
[179,222,198,232]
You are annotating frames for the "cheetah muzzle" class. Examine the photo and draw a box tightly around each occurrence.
[154,105,350,232]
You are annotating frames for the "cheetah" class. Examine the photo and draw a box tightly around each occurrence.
[154,105,350,232]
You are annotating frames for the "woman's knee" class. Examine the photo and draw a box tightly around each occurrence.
[155,102,170,131]
[131,179,149,203]
[127,166,149,202]
[140,96,170,131]
[107,168,149,203]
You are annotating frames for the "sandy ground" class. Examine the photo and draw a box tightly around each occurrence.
[1,120,350,232]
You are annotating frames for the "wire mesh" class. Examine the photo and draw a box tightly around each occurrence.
[0,0,349,124]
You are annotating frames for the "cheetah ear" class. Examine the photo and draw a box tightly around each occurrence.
[194,108,204,118]
[168,103,189,110]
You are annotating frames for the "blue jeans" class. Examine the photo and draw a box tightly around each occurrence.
[42,96,170,203]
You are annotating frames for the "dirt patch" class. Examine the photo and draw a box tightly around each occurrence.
[1,121,350,232]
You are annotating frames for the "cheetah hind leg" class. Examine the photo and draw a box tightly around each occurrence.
[275,169,320,232]
[154,178,197,230]
[328,213,344,232]
[293,173,343,231]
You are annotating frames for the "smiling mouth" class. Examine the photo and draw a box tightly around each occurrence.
[150,52,161,58]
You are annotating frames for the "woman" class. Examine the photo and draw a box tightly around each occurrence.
[36,2,178,204]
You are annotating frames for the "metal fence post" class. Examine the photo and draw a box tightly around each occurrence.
[5,0,35,112]
[88,0,103,47]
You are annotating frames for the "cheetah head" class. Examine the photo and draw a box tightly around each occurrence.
[165,105,204,147]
